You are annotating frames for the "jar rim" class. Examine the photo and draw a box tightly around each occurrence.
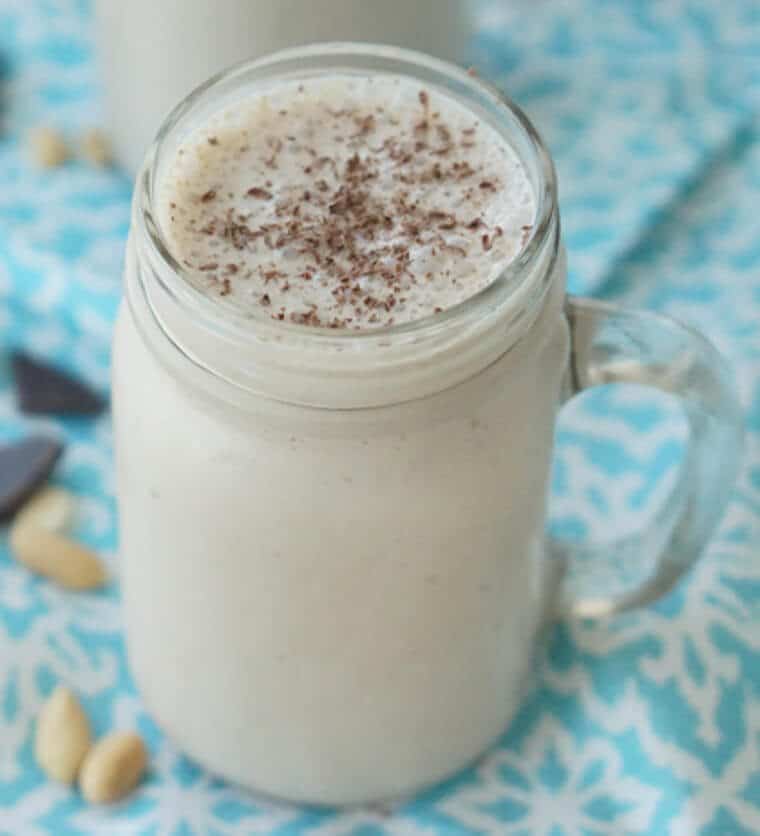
[133,41,558,355]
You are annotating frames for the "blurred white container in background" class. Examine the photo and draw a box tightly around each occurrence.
[94,0,471,174]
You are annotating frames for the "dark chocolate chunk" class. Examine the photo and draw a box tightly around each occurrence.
[11,351,106,416]
[0,435,63,519]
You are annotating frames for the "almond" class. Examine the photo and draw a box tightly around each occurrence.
[79,731,148,804]
[15,486,76,533]
[80,129,112,167]
[35,686,92,784]
[29,127,69,168]
[9,523,107,590]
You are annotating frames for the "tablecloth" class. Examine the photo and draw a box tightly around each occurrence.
[1,1,759,833]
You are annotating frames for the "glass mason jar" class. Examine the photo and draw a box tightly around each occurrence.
[112,44,743,806]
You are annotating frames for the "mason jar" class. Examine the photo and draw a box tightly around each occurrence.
[112,43,743,806]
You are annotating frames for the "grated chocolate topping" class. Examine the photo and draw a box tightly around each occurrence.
[160,75,535,330]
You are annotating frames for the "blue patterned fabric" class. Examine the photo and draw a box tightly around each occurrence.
[1,1,759,833]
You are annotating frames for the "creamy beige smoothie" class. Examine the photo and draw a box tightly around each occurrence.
[159,76,534,327]
[113,57,569,805]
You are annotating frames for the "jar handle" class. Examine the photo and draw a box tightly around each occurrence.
[552,296,744,617]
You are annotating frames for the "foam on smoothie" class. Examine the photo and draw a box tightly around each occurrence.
[159,74,535,330]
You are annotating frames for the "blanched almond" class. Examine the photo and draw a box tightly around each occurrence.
[9,523,107,590]
[15,486,76,533]
[80,129,112,167]
[79,731,148,804]
[35,686,92,784]
[29,126,69,168]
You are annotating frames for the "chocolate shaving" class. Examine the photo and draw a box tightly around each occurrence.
[175,87,524,330]
[352,114,375,138]
[247,187,273,199]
